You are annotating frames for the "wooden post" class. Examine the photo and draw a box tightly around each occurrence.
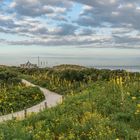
[88,92,91,101]
[62,95,65,101]
[45,102,47,108]
[24,109,27,118]
[61,96,63,103]
[11,110,14,119]
[39,105,42,111]
[12,112,14,120]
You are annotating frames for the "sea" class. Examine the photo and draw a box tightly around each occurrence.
[0,55,140,73]
[0,46,140,72]
[92,66,140,73]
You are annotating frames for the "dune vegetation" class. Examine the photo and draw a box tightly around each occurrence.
[0,68,45,115]
[0,65,139,140]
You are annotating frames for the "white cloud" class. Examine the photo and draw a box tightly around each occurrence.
[0,0,140,48]
[10,0,72,17]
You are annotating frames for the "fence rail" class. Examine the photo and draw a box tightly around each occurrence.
[0,79,62,122]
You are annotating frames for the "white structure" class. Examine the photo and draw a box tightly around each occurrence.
[20,61,37,69]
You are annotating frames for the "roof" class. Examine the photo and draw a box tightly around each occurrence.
[26,61,32,66]
[20,61,37,66]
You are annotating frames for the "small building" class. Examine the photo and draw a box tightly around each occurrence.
[20,61,38,69]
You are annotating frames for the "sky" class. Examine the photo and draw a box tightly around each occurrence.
[0,0,140,66]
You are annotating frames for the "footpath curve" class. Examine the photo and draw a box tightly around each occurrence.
[0,79,62,122]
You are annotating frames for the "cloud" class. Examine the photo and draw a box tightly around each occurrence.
[0,0,140,48]
[51,16,68,22]
[6,36,110,46]
[0,38,6,43]
[114,35,140,45]
[9,0,72,17]
[74,0,140,30]
[52,23,78,36]
[77,28,95,36]
[0,14,18,28]
[3,32,112,47]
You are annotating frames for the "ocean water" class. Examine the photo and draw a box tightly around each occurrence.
[0,46,140,72]
[93,66,140,72]
[0,55,140,72]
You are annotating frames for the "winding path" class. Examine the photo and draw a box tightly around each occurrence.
[0,79,62,122]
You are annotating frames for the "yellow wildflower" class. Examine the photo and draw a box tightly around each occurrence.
[135,112,139,115]
[137,104,140,108]
[126,92,130,96]
[119,77,123,86]
[116,77,120,85]
[132,97,136,100]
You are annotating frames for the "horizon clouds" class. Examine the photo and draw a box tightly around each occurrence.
[0,0,140,48]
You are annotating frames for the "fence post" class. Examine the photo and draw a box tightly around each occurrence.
[24,109,27,118]
[11,110,14,119]
[61,96,63,103]
[39,105,42,111]
[45,102,47,108]
[62,95,65,101]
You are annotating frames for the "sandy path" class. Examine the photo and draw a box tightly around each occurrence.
[0,79,62,122]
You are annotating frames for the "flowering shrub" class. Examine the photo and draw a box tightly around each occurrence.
[0,84,45,115]
[0,66,139,139]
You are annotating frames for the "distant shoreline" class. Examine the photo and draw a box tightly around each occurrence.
[91,66,140,72]
[1,64,140,73]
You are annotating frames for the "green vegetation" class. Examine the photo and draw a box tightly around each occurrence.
[18,64,140,96]
[0,77,139,139]
[0,68,45,115]
[0,68,21,85]
[0,85,45,115]
[0,65,139,139]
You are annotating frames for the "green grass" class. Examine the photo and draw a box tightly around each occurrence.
[0,65,140,139]
[0,79,139,140]
[0,68,45,115]
[0,84,45,115]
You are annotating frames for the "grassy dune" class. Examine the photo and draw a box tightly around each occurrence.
[0,65,139,139]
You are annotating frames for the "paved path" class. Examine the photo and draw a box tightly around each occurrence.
[0,79,62,122]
